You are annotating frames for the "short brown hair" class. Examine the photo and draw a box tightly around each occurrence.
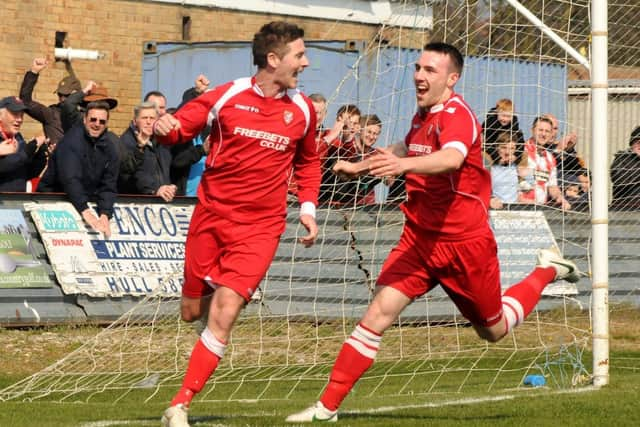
[252,21,305,69]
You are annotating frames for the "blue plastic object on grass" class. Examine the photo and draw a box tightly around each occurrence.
[523,374,546,387]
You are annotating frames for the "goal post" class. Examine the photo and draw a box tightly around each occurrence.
[589,0,609,388]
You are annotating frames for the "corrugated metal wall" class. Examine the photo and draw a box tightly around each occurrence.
[568,91,640,169]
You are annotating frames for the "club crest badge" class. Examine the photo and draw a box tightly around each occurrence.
[283,110,293,125]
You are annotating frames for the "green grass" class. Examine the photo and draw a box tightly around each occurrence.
[1,358,639,427]
[1,307,639,426]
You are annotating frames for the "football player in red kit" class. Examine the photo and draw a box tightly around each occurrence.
[154,21,320,427]
[286,42,580,423]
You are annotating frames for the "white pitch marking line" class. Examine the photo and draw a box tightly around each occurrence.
[345,386,600,415]
[80,387,600,426]
[81,421,231,427]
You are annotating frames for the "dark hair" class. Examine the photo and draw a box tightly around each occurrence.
[85,101,111,118]
[532,116,554,129]
[143,91,166,102]
[309,93,327,103]
[423,42,464,74]
[336,104,360,119]
[252,21,305,69]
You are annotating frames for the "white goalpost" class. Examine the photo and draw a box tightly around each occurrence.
[1,0,614,408]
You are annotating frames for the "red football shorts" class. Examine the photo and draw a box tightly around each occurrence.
[377,223,503,327]
[182,204,281,302]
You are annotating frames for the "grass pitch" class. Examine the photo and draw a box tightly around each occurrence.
[1,307,639,426]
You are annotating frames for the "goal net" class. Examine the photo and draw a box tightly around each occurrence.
[3,0,627,409]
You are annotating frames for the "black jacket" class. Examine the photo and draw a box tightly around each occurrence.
[38,124,120,218]
[60,91,85,133]
[0,133,47,192]
[117,125,145,194]
[120,125,173,195]
[611,149,640,205]
[19,71,65,145]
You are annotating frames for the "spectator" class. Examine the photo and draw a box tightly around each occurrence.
[563,175,589,211]
[544,113,590,194]
[321,104,361,150]
[38,101,119,237]
[0,138,18,157]
[120,101,176,201]
[519,116,571,210]
[482,98,525,163]
[19,57,81,146]
[355,114,383,204]
[486,132,521,209]
[318,104,362,204]
[309,93,328,136]
[170,81,212,196]
[144,90,168,116]
[611,126,640,209]
[288,93,328,198]
[0,97,48,192]
[61,81,118,132]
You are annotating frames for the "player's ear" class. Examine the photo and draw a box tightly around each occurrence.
[447,72,460,87]
[266,51,281,69]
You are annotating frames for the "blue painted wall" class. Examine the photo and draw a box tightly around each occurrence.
[143,42,568,142]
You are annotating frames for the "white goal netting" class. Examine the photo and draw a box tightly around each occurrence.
[5,0,636,406]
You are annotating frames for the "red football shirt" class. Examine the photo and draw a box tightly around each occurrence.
[401,93,491,238]
[158,77,320,226]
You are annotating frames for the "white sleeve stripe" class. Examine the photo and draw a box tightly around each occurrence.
[442,141,468,158]
[449,97,479,145]
[207,77,252,127]
[291,91,311,135]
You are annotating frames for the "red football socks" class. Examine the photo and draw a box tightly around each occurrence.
[170,331,226,407]
[502,266,556,330]
[320,323,381,411]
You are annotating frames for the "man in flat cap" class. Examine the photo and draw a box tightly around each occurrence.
[19,57,81,146]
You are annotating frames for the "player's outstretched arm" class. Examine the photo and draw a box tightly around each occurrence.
[369,146,464,177]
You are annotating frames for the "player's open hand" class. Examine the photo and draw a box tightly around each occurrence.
[153,114,181,136]
[368,147,405,177]
[299,214,318,248]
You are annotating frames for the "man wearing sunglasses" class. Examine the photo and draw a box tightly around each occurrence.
[38,101,120,237]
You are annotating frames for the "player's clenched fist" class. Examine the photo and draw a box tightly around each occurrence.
[153,114,181,136]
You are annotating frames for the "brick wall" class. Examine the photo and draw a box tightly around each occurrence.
[0,0,379,138]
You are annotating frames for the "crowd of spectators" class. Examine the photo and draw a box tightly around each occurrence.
[2,58,638,234]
